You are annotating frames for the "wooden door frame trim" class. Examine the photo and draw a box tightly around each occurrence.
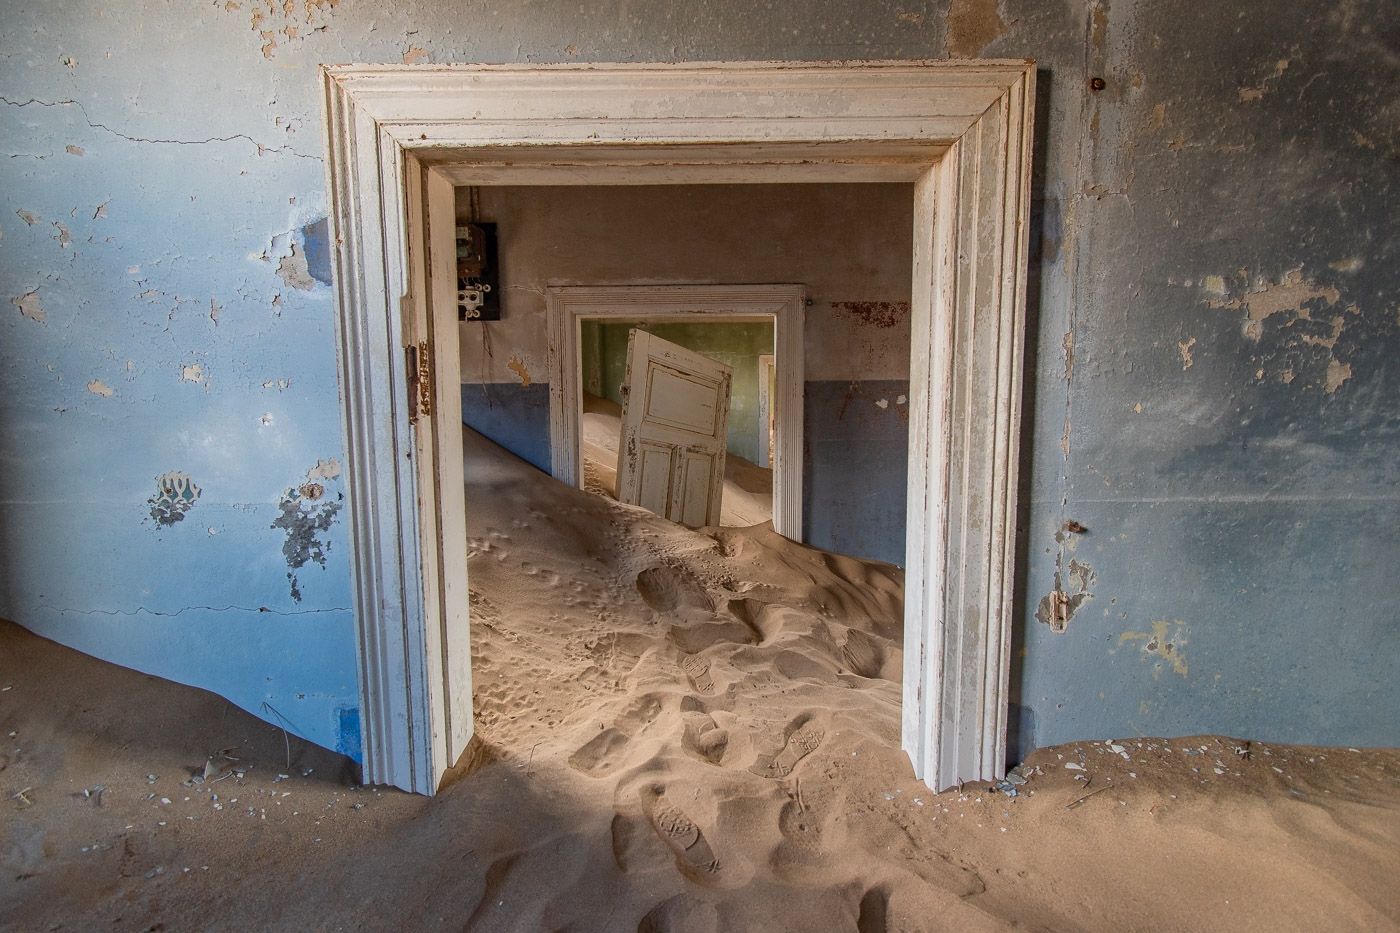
[546,284,805,541]
[320,60,1036,794]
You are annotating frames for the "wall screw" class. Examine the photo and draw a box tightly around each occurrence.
[1089,76,1106,91]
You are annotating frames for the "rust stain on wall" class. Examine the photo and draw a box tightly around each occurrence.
[831,300,909,329]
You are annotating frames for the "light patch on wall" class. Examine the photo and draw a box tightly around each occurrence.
[53,222,73,249]
[147,472,201,527]
[945,0,1007,57]
[17,209,41,226]
[402,44,430,64]
[1239,57,1291,101]
[86,379,113,397]
[1119,621,1189,678]
[12,289,45,323]
[65,144,84,156]
[262,378,291,390]
[210,299,222,325]
[181,363,204,383]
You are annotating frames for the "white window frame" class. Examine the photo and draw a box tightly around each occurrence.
[321,60,1036,795]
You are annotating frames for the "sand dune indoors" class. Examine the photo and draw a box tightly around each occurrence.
[1,427,1397,931]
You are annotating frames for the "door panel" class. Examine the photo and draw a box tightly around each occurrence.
[616,330,732,527]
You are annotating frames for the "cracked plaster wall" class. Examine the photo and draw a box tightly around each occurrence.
[1,0,1396,763]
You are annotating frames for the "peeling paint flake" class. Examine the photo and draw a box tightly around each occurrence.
[65,144,84,156]
[507,356,532,387]
[12,289,45,323]
[1178,337,1196,370]
[16,209,41,226]
[87,379,114,398]
[181,363,204,384]
[272,483,343,603]
[148,472,201,527]
[275,243,315,290]
[1324,359,1352,394]
[306,457,341,481]
[402,44,430,64]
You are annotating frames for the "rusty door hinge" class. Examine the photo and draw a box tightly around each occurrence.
[406,341,434,422]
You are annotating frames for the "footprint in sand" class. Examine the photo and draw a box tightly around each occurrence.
[750,721,824,779]
[679,653,715,694]
[638,785,727,887]
[565,694,665,777]
[681,712,730,766]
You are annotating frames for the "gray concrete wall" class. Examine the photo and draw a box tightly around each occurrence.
[2,0,1395,759]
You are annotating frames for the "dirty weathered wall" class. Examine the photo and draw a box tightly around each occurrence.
[3,0,1396,760]
[458,184,915,565]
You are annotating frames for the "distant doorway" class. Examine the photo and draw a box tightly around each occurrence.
[546,284,806,540]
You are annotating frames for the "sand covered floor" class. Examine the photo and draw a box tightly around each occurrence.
[3,428,1399,931]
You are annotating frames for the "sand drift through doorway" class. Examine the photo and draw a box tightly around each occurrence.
[321,60,1036,796]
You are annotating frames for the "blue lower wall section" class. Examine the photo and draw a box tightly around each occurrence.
[461,383,552,474]
[462,380,911,566]
[803,380,910,567]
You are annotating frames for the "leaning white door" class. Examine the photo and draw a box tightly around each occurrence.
[615,330,732,527]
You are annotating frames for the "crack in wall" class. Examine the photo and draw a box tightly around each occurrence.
[0,96,320,161]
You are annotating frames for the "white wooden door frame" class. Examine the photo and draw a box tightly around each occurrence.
[546,284,804,540]
[757,353,775,469]
[320,60,1035,795]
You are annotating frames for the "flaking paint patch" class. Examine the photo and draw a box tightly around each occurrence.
[12,289,45,322]
[147,472,201,527]
[180,363,204,383]
[1206,268,1361,391]
[17,209,40,226]
[272,484,343,603]
[86,379,113,397]
[65,144,84,156]
[1035,533,1094,633]
[1119,621,1189,678]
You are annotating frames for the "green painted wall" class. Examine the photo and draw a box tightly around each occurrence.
[587,321,774,464]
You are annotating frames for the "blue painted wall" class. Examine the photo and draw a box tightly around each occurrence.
[3,0,1396,762]
[804,380,910,567]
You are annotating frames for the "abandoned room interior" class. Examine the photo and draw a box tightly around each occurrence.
[2,2,1397,930]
